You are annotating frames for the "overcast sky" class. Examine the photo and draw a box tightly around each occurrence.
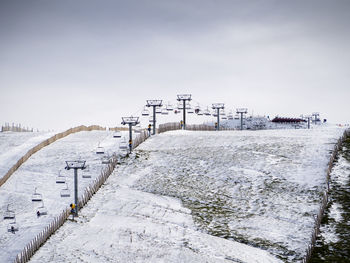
[1,0,349,130]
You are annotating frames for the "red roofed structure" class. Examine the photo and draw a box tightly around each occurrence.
[271,117,306,123]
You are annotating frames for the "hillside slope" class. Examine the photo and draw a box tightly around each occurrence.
[29,127,344,262]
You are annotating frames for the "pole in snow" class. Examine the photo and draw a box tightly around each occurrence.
[121,116,140,153]
[212,103,225,131]
[236,108,248,130]
[146,100,163,135]
[304,115,312,129]
[177,94,192,130]
[65,160,86,217]
[312,112,320,125]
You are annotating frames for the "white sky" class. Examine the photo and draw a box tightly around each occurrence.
[1,0,349,130]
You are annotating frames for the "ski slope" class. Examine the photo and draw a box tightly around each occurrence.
[0,130,129,262]
[26,126,344,262]
[0,131,55,181]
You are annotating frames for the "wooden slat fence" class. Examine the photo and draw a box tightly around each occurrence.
[158,122,236,133]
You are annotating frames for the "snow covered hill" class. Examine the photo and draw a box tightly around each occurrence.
[25,126,344,262]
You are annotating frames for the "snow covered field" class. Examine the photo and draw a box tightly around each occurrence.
[25,126,344,262]
[0,130,129,262]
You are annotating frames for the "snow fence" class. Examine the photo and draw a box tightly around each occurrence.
[302,128,350,263]
[158,122,216,133]
[13,130,150,263]
[0,125,105,187]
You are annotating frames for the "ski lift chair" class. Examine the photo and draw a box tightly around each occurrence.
[55,170,66,184]
[113,131,122,138]
[101,156,111,164]
[3,204,15,220]
[82,165,91,178]
[166,104,173,111]
[96,146,105,154]
[7,219,19,233]
[82,172,91,178]
[204,108,211,116]
[141,107,150,116]
[161,108,169,115]
[37,201,48,216]
[31,188,43,202]
[119,138,128,150]
[187,107,194,114]
[155,107,162,114]
[120,148,128,156]
[222,115,227,120]
[134,125,142,133]
[60,183,70,197]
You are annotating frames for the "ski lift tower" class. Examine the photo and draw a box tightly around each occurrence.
[65,160,86,217]
[146,100,163,135]
[121,116,140,153]
[312,112,320,124]
[177,94,192,130]
[304,115,312,129]
[236,108,248,130]
[212,103,225,131]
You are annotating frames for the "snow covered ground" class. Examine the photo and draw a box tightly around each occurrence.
[25,126,344,262]
[0,131,55,181]
[0,130,129,262]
